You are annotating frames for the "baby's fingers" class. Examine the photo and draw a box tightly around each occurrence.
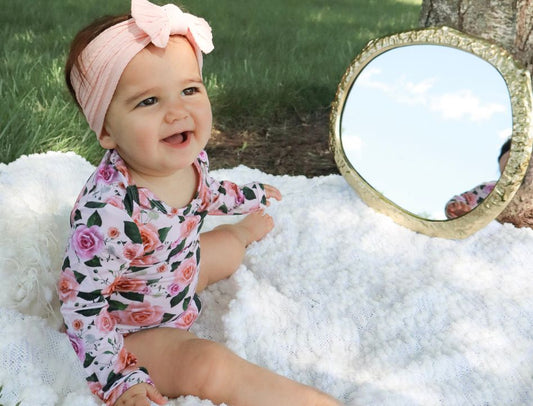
[263,184,282,201]
[146,385,167,405]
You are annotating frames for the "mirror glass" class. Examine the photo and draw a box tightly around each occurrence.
[341,44,512,220]
[330,27,533,239]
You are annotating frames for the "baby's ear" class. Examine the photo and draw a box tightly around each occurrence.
[98,127,117,150]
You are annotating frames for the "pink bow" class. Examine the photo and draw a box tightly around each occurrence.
[70,0,214,138]
[132,0,214,52]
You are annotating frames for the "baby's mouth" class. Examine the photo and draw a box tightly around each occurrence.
[163,131,190,145]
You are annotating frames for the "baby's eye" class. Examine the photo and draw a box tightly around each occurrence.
[137,97,157,107]
[182,87,199,96]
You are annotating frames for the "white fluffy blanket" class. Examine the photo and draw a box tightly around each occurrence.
[1,151,532,406]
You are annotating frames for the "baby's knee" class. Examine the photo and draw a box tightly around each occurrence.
[185,340,237,401]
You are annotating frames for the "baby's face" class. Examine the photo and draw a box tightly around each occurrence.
[499,150,510,174]
[100,36,212,181]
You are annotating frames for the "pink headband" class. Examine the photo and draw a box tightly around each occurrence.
[70,0,214,137]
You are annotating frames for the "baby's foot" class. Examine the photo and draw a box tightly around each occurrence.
[235,211,275,246]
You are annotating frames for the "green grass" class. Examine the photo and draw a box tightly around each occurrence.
[0,0,422,165]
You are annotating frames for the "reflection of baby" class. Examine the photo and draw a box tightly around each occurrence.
[445,138,533,229]
[445,139,510,219]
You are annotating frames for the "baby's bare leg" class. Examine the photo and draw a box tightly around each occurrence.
[197,211,274,291]
[124,327,340,406]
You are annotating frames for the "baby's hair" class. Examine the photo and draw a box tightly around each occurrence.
[498,138,512,163]
[65,14,131,109]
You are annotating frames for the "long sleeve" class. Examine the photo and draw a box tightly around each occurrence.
[444,181,496,219]
[196,152,266,215]
[58,202,152,405]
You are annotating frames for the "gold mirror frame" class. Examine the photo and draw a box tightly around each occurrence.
[330,26,533,239]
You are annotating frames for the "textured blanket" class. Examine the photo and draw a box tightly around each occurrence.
[0,151,532,406]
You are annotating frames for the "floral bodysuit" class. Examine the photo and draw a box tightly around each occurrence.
[58,149,266,404]
[444,181,496,219]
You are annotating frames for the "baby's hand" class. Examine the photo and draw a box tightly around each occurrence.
[446,201,472,218]
[263,184,282,206]
[115,383,167,406]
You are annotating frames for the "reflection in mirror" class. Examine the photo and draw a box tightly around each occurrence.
[330,27,533,239]
[341,44,512,220]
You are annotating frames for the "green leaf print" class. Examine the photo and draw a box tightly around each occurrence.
[83,353,96,368]
[194,294,202,312]
[108,299,128,312]
[85,201,107,208]
[86,373,99,382]
[150,199,168,214]
[118,291,145,302]
[170,286,189,308]
[77,290,103,301]
[183,296,191,311]
[158,226,171,242]
[167,238,186,261]
[103,371,123,392]
[161,312,175,323]
[124,186,139,216]
[242,186,256,200]
[87,211,102,227]
[124,221,142,244]
[73,270,86,284]
[84,256,102,267]
[74,307,101,317]
[62,256,70,271]
[130,266,149,273]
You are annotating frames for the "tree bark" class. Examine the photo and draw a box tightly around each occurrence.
[419,0,533,75]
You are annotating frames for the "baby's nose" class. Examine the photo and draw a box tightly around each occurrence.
[165,101,188,123]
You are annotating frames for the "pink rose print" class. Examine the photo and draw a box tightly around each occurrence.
[72,225,104,260]
[95,164,118,184]
[58,268,79,302]
[167,283,181,296]
[138,189,151,208]
[180,215,200,238]
[72,319,84,330]
[95,311,116,333]
[225,182,245,205]
[115,161,129,180]
[465,193,478,206]
[123,242,144,261]
[102,276,146,295]
[115,277,147,292]
[176,257,197,284]
[137,223,160,254]
[88,381,103,397]
[107,227,120,239]
[115,347,138,373]
[115,302,164,327]
[174,306,198,329]
[67,332,85,361]
[106,196,124,210]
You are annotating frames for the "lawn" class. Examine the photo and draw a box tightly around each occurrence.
[0,0,422,166]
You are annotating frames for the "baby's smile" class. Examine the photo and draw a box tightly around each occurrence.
[163,131,191,146]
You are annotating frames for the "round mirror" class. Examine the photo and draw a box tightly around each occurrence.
[330,27,533,239]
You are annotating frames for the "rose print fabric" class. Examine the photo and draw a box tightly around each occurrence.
[444,181,495,219]
[58,149,266,405]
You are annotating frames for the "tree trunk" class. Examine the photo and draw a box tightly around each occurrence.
[419,0,533,75]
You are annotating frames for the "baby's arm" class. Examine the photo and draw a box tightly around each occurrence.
[444,181,495,219]
[197,152,282,215]
[263,184,282,206]
[59,203,154,405]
